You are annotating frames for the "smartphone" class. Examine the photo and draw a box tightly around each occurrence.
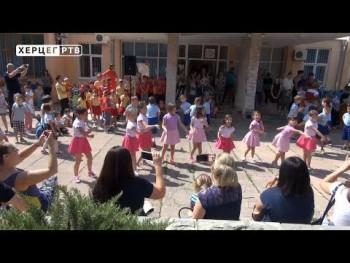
[141,151,153,161]
[196,154,209,162]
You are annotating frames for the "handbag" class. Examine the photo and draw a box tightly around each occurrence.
[311,183,343,225]
[252,205,264,221]
[178,207,193,219]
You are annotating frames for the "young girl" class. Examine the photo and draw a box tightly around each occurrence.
[317,104,332,154]
[188,106,208,163]
[91,88,102,127]
[271,117,308,166]
[215,114,235,153]
[136,101,160,167]
[296,109,325,170]
[122,108,140,173]
[42,103,60,154]
[242,111,265,163]
[0,88,9,133]
[68,106,96,183]
[342,104,350,150]
[160,103,189,164]
[11,93,26,143]
[24,94,34,134]
[190,174,212,209]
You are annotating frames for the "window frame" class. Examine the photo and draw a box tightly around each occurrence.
[78,43,102,79]
[304,48,330,85]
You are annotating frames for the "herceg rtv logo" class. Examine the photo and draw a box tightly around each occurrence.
[16,45,82,56]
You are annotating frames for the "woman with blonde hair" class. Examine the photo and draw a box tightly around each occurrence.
[191,153,242,220]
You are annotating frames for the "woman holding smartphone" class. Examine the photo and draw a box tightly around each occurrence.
[93,146,166,216]
[0,131,58,212]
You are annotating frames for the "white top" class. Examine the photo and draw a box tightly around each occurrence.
[304,119,318,136]
[126,120,137,137]
[44,113,53,124]
[282,77,294,91]
[219,125,235,138]
[137,113,148,131]
[192,117,206,129]
[61,114,70,124]
[73,118,86,137]
[25,90,34,105]
[189,105,197,117]
[330,182,350,226]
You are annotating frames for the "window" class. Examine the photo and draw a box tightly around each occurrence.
[122,42,167,78]
[188,45,202,59]
[0,34,46,78]
[259,47,283,78]
[304,49,330,84]
[178,45,186,58]
[79,44,102,78]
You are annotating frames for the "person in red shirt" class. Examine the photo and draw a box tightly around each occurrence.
[102,64,117,91]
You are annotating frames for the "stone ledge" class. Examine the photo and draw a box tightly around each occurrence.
[163,218,350,230]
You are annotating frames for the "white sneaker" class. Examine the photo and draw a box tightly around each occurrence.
[321,150,325,155]
[241,157,246,162]
[134,171,139,176]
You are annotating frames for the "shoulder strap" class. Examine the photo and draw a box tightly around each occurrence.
[313,183,344,225]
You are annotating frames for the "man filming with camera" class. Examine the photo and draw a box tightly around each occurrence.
[3,63,29,124]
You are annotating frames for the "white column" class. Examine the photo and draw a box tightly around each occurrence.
[236,33,263,118]
[166,33,179,104]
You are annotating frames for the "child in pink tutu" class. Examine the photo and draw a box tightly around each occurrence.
[215,114,235,153]
[122,108,140,173]
[188,106,208,162]
[160,103,189,164]
[136,101,160,167]
[271,117,309,166]
[296,109,325,170]
[68,106,96,183]
[242,111,265,163]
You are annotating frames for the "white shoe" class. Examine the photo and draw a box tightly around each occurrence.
[134,171,139,176]
[241,157,246,162]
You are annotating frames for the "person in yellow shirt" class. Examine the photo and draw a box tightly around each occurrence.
[55,75,68,116]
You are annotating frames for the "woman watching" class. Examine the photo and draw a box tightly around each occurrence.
[92,146,165,215]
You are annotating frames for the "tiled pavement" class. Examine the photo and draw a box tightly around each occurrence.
[5,105,350,221]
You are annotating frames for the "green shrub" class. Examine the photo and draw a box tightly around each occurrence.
[0,185,168,230]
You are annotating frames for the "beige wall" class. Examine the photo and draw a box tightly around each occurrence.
[282,45,304,78]
[295,40,341,89]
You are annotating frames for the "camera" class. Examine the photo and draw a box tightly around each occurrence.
[141,151,153,161]
[196,154,209,162]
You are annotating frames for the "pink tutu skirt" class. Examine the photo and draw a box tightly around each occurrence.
[296,135,317,151]
[215,136,235,152]
[68,137,92,154]
[160,129,180,145]
[188,128,207,143]
[272,133,290,153]
[122,135,140,153]
[242,131,260,147]
[137,131,153,149]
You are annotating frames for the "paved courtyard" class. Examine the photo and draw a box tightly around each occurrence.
[6,105,350,221]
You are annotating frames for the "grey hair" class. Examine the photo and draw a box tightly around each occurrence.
[6,63,14,69]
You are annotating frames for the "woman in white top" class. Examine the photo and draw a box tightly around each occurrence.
[320,157,350,226]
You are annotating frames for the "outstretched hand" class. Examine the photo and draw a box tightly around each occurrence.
[152,152,162,167]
